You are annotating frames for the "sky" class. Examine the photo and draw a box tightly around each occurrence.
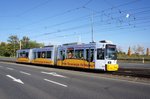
[0,0,150,52]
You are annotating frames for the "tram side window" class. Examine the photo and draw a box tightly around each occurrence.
[38,52,41,58]
[86,49,89,61]
[37,51,46,58]
[67,49,74,59]
[47,51,51,58]
[91,49,94,62]
[60,50,65,60]
[75,49,84,59]
[86,49,94,62]
[97,48,104,59]
[19,53,22,58]
[41,51,46,58]
[33,52,36,59]
[19,52,23,58]
[26,52,28,58]
[19,52,28,58]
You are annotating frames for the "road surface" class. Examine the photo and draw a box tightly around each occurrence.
[0,62,150,99]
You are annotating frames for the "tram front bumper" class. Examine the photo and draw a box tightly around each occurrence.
[106,64,119,71]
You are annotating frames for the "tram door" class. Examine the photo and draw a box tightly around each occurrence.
[86,48,94,68]
[95,48,105,70]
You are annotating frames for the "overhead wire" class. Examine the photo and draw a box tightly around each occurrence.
[16,0,51,17]
[30,8,150,38]
[42,6,150,30]
[26,0,143,39]
[39,21,150,42]
[6,0,149,42]
[2,0,143,31]
[18,0,94,29]
[17,0,138,29]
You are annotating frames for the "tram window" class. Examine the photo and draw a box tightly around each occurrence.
[21,51,26,58]
[90,49,94,62]
[33,52,36,59]
[75,49,84,59]
[97,48,104,59]
[86,49,89,61]
[106,47,117,60]
[47,51,51,58]
[17,53,20,58]
[26,52,29,58]
[41,51,46,58]
[20,52,24,58]
[19,53,22,58]
[86,49,94,62]
[60,51,63,59]
[20,52,28,58]
[38,52,41,58]
[60,50,65,60]
[67,48,74,59]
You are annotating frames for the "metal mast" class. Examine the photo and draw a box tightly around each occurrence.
[90,12,94,42]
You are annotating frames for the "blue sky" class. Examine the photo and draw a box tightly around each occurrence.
[0,0,150,52]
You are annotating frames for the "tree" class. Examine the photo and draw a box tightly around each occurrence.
[0,42,12,57]
[132,45,144,55]
[146,48,149,56]
[0,35,44,57]
[0,42,6,56]
[117,46,126,57]
[20,36,44,49]
[127,46,131,56]
[28,41,44,48]
[0,42,6,46]
[7,35,19,57]
[21,36,30,49]
[137,45,144,55]
[117,46,123,53]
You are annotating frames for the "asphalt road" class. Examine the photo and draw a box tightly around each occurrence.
[0,62,150,99]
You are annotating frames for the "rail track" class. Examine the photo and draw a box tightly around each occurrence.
[111,68,150,78]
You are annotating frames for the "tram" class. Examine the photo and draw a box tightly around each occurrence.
[16,40,119,71]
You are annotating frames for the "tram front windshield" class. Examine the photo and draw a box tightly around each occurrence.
[106,45,117,60]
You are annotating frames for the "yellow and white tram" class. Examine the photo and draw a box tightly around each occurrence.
[16,40,119,71]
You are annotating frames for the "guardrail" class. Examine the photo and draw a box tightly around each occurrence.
[0,57,16,63]
[118,58,150,64]
[112,68,150,78]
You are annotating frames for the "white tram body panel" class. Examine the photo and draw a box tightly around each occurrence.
[31,45,57,65]
[16,49,33,63]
